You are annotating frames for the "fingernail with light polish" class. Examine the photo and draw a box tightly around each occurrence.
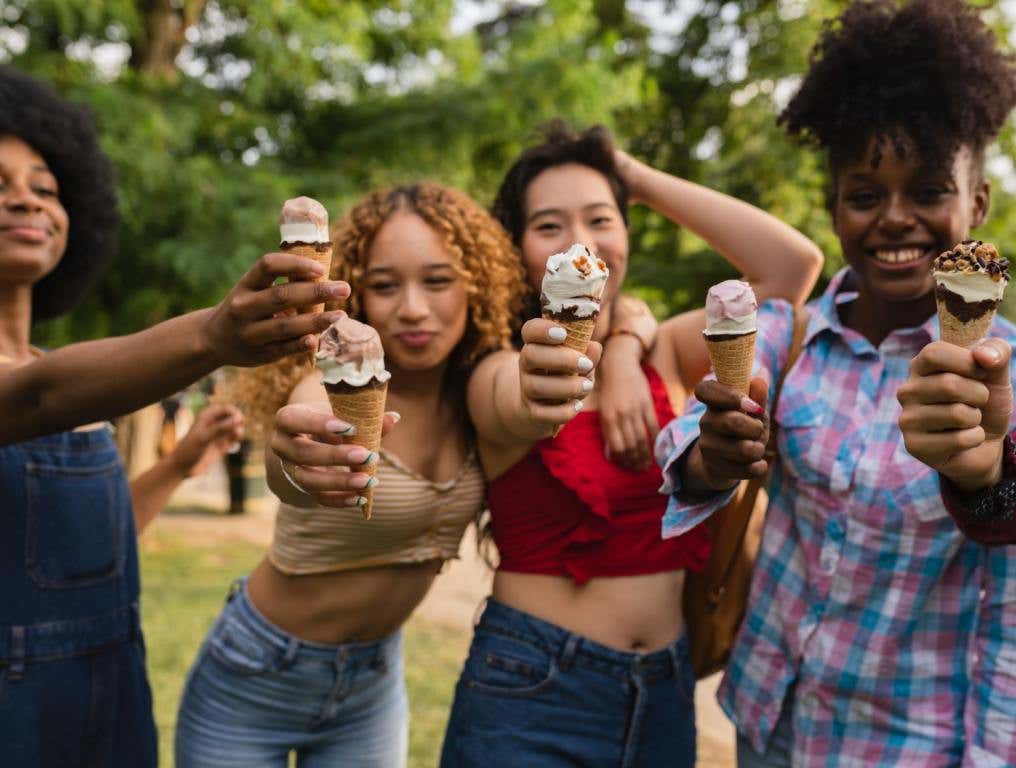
[577,356,593,374]
[582,378,594,392]
[574,400,584,412]
[548,327,567,342]
[346,496,367,508]
[326,419,355,435]
[347,447,370,464]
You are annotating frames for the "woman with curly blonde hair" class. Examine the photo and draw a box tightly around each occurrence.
[174,182,605,767]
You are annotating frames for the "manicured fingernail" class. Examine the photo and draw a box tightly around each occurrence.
[976,341,1001,364]
[740,396,763,415]
[548,327,567,342]
[326,419,355,435]
[347,447,370,464]
[387,411,402,424]
[357,476,378,490]
[574,400,584,412]
[345,496,367,508]
[582,378,594,392]
[325,283,345,296]
[577,356,593,373]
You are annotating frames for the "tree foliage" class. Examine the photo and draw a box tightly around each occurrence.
[1,0,1012,345]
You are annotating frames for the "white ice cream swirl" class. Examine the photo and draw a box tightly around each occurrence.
[316,317,391,387]
[540,244,609,318]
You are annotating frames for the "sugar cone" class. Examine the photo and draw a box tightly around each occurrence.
[936,298,996,348]
[546,314,598,354]
[325,380,387,519]
[283,242,333,314]
[705,331,757,394]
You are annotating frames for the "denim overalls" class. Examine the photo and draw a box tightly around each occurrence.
[0,427,157,767]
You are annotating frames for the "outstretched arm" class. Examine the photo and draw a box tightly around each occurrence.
[468,318,600,480]
[0,253,349,445]
[130,404,244,534]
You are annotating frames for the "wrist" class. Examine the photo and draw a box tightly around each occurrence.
[192,307,225,368]
[605,328,648,359]
[946,456,1004,494]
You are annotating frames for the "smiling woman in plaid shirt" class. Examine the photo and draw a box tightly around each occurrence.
[655,0,1016,766]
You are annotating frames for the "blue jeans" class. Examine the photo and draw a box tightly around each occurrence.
[175,579,408,768]
[440,598,696,768]
[0,428,156,768]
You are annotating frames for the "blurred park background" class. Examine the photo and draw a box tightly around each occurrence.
[6,1,1016,766]
[6,0,1016,353]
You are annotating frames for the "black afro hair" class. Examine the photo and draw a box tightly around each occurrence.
[779,0,1016,175]
[0,66,118,321]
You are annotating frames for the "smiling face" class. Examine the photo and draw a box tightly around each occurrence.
[519,163,628,304]
[0,135,69,289]
[360,210,469,374]
[832,136,989,307]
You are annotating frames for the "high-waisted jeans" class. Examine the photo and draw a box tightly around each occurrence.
[440,598,697,768]
[175,579,408,768]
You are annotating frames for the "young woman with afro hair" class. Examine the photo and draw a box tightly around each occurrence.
[0,66,352,766]
[657,0,1016,765]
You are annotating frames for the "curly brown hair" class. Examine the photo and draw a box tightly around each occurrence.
[779,0,1016,179]
[230,183,527,439]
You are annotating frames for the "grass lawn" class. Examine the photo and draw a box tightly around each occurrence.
[139,528,469,768]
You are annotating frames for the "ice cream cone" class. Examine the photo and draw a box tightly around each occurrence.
[705,331,757,394]
[932,240,1009,349]
[325,380,387,520]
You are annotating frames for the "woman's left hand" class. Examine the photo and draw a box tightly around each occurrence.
[598,336,659,471]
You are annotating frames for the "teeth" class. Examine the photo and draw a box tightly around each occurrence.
[874,248,924,264]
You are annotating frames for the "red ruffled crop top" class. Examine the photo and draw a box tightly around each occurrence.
[488,364,710,585]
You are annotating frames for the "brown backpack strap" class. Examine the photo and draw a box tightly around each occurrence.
[706,306,809,604]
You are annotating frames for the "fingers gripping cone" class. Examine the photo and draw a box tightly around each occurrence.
[933,240,1009,349]
[325,381,387,519]
[316,316,391,520]
[703,280,759,395]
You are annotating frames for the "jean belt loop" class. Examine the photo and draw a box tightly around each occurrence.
[7,626,25,682]
[558,633,580,673]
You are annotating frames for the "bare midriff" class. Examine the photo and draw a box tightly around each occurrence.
[246,557,442,644]
[492,569,685,653]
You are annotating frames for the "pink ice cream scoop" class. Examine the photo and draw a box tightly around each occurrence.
[704,280,757,336]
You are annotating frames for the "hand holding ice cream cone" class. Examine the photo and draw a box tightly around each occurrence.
[703,279,758,394]
[537,243,609,436]
[932,240,1009,348]
[316,316,391,519]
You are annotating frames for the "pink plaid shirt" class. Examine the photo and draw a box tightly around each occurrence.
[657,270,1016,767]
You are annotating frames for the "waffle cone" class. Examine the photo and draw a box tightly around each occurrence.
[705,331,757,394]
[326,380,387,519]
[543,313,598,353]
[936,298,996,348]
[283,242,334,315]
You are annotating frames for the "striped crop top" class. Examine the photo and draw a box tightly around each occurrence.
[269,449,486,575]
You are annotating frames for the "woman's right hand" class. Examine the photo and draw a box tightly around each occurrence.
[518,318,601,434]
[682,378,769,495]
[269,403,399,508]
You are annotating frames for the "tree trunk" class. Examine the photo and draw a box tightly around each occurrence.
[131,0,207,80]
